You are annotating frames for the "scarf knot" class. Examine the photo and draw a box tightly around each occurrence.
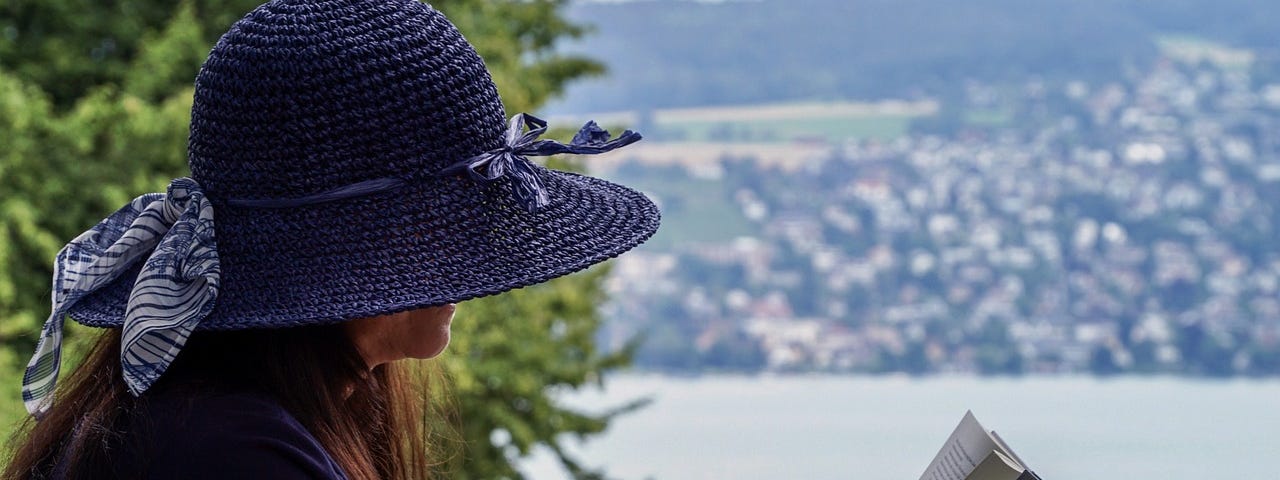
[22,177,220,418]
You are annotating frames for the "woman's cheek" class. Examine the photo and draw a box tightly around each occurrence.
[403,305,454,359]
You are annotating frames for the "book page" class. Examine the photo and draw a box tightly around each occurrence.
[989,431,1028,468]
[965,451,1024,480]
[917,411,1003,480]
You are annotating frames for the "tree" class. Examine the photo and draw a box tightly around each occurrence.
[442,268,647,479]
[0,0,264,106]
[0,1,630,478]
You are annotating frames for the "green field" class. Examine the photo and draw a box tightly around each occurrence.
[1154,34,1254,69]
[607,174,756,249]
[963,109,1014,128]
[657,115,914,143]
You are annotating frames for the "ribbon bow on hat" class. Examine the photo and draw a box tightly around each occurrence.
[22,178,219,418]
[440,114,642,213]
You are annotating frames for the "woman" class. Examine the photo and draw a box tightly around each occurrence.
[3,0,660,478]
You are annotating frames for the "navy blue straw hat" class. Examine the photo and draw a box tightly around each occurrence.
[22,0,658,416]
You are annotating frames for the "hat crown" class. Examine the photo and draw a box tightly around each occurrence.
[188,0,506,203]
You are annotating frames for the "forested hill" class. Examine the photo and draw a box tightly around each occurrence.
[552,0,1280,113]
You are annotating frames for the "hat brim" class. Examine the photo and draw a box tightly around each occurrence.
[67,166,660,330]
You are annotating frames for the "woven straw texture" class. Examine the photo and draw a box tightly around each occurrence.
[67,0,660,330]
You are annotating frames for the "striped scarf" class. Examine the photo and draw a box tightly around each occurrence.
[22,178,220,418]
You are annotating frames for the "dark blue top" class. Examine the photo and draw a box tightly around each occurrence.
[69,390,349,479]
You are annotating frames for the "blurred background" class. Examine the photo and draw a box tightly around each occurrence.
[4,0,1280,479]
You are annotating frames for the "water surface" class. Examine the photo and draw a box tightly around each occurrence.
[522,375,1280,479]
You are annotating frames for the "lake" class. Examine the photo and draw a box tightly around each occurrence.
[521,375,1280,479]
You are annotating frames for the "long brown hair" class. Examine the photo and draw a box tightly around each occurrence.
[4,323,457,479]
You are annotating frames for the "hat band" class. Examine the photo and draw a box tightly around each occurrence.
[225,114,641,213]
[226,177,408,209]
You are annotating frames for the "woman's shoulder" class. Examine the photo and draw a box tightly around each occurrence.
[121,389,349,479]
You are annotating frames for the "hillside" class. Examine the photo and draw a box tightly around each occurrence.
[551,0,1280,113]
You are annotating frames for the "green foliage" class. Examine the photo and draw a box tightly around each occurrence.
[0,1,627,478]
[443,268,647,479]
[439,0,605,112]
[0,0,264,106]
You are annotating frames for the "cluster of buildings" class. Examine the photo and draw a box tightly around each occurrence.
[603,57,1280,376]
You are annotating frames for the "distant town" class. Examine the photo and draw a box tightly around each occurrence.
[596,53,1280,377]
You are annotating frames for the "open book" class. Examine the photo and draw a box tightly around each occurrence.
[918,411,1043,480]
